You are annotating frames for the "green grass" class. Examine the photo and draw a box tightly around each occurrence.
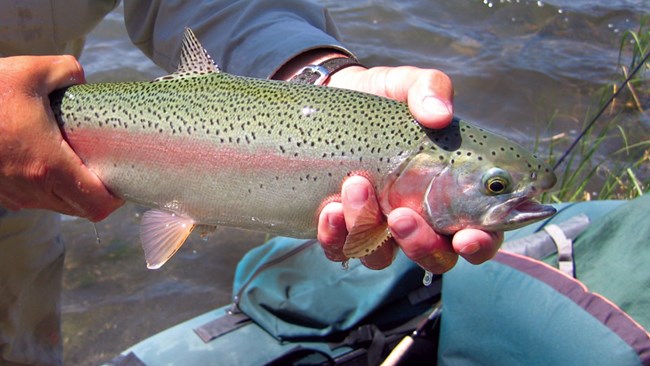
[542,18,650,202]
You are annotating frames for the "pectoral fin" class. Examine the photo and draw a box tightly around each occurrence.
[342,202,392,258]
[140,210,196,269]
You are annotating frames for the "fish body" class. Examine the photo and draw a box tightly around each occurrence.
[50,29,556,268]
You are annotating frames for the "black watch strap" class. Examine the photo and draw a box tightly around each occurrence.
[290,57,363,85]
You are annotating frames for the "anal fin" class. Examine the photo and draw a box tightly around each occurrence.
[342,201,391,258]
[140,210,196,269]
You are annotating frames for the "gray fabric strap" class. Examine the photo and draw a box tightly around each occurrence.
[543,224,576,277]
[502,214,590,260]
[193,312,252,343]
[501,214,591,278]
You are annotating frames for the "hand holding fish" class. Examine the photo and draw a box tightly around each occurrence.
[318,65,502,273]
[0,55,124,221]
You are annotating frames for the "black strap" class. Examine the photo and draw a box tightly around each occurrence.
[263,346,335,366]
[290,57,363,85]
[345,324,386,366]
[193,312,252,343]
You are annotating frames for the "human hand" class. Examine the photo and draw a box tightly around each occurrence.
[0,56,124,221]
[317,65,503,273]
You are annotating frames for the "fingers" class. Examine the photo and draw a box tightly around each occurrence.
[388,208,458,274]
[340,177,398,269]
[452,229,503,265]
[317,202,347,261]
[316,175,502,272]
[340,176,372,232]
[360,242,397,270]
[318,176,397,268]
[51,142,125,222]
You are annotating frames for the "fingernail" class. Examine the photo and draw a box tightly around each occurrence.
[345,183,369,209]
[390,215,417,239]
[423,96,452,116]
[459,242,480,255]
[327,211,345,229]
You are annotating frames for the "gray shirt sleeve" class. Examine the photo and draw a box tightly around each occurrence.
[123,0,354,78]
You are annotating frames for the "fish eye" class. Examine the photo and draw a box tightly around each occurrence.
[482,168,512,195]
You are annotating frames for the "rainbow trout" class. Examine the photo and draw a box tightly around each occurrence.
[50,29,556,269]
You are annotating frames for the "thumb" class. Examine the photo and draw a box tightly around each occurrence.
[406,69,454,129]
[33,55,86,94]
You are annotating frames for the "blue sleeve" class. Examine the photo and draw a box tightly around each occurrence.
[123,0,354,78]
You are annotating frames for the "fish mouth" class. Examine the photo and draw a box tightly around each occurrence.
[483,195,556,231]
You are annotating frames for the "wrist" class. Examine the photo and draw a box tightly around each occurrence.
[272,49,365,85]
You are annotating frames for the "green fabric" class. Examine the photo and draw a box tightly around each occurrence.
[124,306,353,366]
[438,196,650,365]
[439,257,645,366]
[568,194,650,330]
[532,195,650,329]
[233,237,427,340]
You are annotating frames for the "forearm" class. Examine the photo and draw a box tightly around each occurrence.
[123,0,354,78]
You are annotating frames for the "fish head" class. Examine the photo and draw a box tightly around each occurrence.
[381,118,557,235]
[424,119,557,233]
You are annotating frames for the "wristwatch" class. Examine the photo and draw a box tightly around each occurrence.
[290,57,363,85]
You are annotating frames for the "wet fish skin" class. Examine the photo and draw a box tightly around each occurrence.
[50,29,556,268]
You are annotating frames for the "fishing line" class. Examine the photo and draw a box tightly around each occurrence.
[552,49,650,171]
[93,223,101,245]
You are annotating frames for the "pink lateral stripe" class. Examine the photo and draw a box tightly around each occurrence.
[64,127,346,173]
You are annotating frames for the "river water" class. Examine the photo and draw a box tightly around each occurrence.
[62,1,649,364]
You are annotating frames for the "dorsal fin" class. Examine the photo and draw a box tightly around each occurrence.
[154,28,219,82]
[178,27,220,73]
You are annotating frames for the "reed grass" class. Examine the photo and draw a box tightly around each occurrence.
[542,18,649,202]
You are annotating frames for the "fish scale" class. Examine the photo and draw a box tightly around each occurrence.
[50,29,556,269]
[53,72,420,233]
